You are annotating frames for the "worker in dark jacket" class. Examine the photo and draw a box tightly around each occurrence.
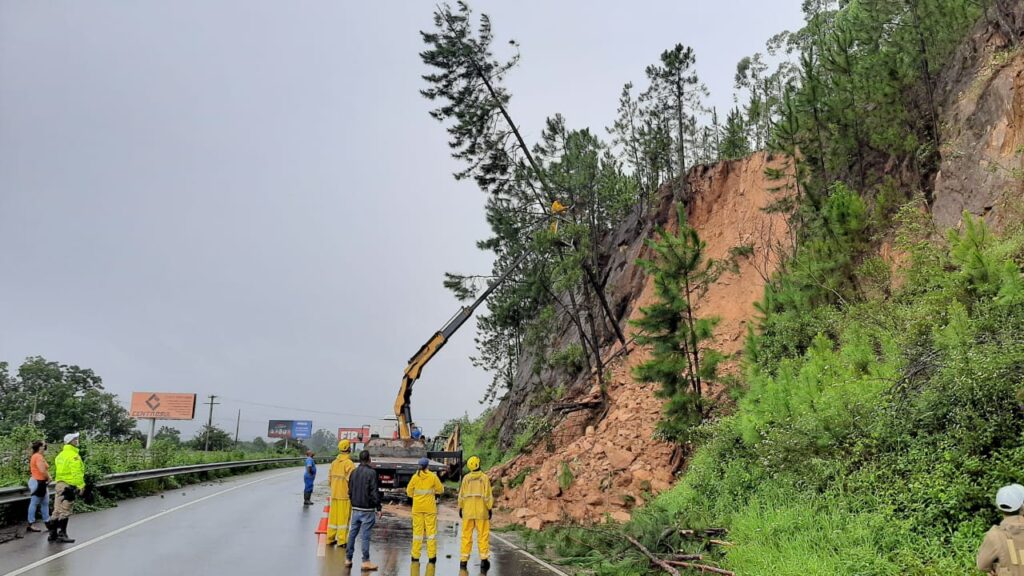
[345,450,381,571]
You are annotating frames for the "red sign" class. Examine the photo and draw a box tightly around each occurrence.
[338,427,370,442]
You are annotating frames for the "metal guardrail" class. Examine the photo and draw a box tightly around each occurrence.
[0,457,316,506]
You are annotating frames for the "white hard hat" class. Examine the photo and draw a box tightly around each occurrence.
[63,432,80,443]
[997,485,1024,512]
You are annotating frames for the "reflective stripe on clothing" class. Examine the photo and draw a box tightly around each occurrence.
[411,511,438,560]
[326,498,352,544]
[405,470,444,513]
[458,471,493,520]
[460,518,490,561]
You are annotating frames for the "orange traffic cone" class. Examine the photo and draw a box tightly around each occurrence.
[315,500,330,557]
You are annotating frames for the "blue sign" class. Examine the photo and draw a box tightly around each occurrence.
[291,420,313,440]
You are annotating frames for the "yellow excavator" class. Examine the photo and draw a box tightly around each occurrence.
[363,255,526,497]
[395,200,568,439]
[366,202,565,499]
[394,253,527,439]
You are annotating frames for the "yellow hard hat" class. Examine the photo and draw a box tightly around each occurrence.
[338,439,350,452]
[467,456,481,471]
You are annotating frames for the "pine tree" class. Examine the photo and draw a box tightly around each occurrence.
[719,107,751,160]
[644,44,705,197]
[631,204,723,443]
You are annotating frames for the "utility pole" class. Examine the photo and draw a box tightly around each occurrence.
[234,409,241,446]
[203,395,219,451]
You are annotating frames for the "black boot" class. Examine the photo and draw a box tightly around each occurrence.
[56,518,75,543]
[47,519,59,542]
[480,559,490,572]
[303,491,313,505]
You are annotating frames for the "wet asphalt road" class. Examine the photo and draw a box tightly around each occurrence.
[0,468,561,576]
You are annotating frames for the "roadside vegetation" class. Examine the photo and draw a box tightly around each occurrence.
[422,0,1024,574]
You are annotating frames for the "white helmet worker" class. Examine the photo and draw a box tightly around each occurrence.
[996,484,1024,513]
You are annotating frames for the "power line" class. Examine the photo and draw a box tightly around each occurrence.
[217,396,450,422]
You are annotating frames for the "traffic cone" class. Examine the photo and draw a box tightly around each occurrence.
[315,500,330,557]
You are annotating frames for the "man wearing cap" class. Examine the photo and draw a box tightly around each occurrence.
[458,455,494,571]
[51,433,85,544]
[327,439,356,547]
[406,456,444,563]
[978,484,1024,575]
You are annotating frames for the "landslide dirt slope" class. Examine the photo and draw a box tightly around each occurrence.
[933,15,1024,230]
[490,152,791,528]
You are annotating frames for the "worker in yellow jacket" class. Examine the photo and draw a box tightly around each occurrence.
[327,439,356,547]
[406,457,444,562]
[51,433,85,544]
[458,456,494,571]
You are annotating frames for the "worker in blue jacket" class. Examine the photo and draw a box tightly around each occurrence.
[303,450,317,506]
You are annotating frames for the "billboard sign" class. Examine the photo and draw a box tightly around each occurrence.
[291,420,313,440]
[268,420,314,440]
[129,392,196,420]
[338,426,371,442]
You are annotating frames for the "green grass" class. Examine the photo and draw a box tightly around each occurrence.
[532,209,1024,575]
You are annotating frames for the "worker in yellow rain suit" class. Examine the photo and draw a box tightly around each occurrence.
[327,439,356,546]
[406,457,444,562]
[458,456,494,571]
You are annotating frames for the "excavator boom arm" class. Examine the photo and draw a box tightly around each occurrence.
[393,253,528,438]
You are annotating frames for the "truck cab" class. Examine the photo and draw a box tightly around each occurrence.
[365,416,445,501]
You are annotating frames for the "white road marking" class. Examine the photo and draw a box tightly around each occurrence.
[491,532,572,576]
[3,470,293,576]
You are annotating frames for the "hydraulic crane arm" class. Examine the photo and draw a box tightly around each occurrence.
[394,253,527,439]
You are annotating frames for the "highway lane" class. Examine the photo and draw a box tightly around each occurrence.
[0,468,562,576]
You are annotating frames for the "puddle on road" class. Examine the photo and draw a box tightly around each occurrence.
[322,516,558,576]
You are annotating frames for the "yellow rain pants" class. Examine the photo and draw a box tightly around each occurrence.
[411,511,438,559]
[460,518,490,561]
[326,498,351,544]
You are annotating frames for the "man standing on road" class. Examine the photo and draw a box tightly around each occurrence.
[327,439,356,547]
[51,433,85,544]
[458,456,494,571]
[346,450,381,571]
[303,449,317,506]
[406,457,444,563]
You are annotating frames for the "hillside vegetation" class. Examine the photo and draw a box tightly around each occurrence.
[421,0,1024,573]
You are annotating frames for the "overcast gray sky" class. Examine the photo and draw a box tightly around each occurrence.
[0,2,803,440]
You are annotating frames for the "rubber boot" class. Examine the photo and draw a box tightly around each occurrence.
[303,491,313,506]
[480,559,490,572]
[56,518,75,544]
[47,519,59,542]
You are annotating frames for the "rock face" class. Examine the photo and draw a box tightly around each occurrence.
[488,152,792,529]
[933,17,1024,230]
